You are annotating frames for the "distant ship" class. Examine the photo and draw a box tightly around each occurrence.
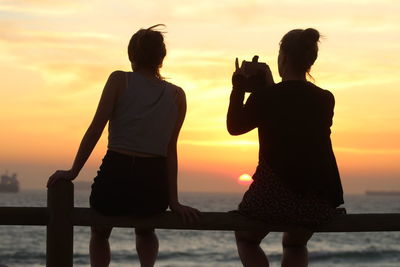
[0,171,20,193]
[366,191,400,196]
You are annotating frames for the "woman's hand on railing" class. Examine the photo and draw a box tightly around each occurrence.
[47,169,77,188]
[169,202,201,223]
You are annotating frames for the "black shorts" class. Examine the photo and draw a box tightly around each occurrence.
[90,150,169,216]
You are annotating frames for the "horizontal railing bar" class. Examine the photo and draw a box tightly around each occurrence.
[317,213,400,232]
[0,207,48,226]
[1,206,400,232]
[71,208,400,232]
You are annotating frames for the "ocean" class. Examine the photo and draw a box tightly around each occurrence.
[0,190,400,267]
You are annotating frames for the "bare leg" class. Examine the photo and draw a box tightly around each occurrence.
[281,230,313,267]
[90,226,113,267]
[135,228,158,267]
[235,230,269,267]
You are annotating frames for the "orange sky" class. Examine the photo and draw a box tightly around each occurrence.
[1,0,400,193]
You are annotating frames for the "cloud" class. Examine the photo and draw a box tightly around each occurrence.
[0,0,81,15]
[0,22,114,46]
[39,62,111,88]
[1,0,70,4]
[0,20,123,94]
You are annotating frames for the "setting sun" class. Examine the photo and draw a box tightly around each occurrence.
[238,174,253,186]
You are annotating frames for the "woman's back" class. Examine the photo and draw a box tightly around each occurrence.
[108,72,183,157]
[246,80,343,206]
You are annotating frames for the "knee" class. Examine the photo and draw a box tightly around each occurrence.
[235,231,266,246]
[282,232,311,249]
[91,226,112,240]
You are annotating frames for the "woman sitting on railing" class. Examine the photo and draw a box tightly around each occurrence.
[227,28,344,267]
[47,24,200,267]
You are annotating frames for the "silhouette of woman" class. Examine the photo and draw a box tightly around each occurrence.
[47,24,200,267]
[227,28,344,267]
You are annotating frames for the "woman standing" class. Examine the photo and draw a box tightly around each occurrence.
[47,25,199,267]
[227,28,344,267]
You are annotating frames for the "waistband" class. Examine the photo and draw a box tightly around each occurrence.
[104,150,166,164]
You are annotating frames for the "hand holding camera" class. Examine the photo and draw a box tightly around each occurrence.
[232,55,274,93]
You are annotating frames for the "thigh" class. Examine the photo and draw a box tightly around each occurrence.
[282,230,313,247]
[235,230,269,244]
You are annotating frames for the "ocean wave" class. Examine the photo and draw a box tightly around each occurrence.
[310,249,400,262]
[0,251,46,264]
[1,249,399,265]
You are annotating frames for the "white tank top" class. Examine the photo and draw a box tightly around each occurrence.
[108,72,180,157]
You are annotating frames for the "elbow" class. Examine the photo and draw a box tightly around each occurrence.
[228,130,242,136]
[227,124,242,136]
[227,120,253,135]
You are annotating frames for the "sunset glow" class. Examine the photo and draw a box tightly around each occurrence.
[238,174,253,186]
[1,0,400,193]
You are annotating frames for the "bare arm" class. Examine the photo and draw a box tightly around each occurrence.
[47,71,124,187]
[167,88,200,222]
[167,89,186,207]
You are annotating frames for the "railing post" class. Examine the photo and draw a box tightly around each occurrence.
[47,180,74,267]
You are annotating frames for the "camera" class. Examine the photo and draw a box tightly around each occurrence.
[240,56,268,77]
[234,56,273,93]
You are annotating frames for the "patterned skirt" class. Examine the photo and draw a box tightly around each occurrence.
[238,162,335,228]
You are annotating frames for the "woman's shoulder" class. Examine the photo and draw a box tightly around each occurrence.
[306,83,335,107]
[305,82,331,93]
[163,80,186,99]
[266,81,334,100]
[102,71,126,95]
[108,70,126,81]
[266,80,309,94]
[309,82,334,98]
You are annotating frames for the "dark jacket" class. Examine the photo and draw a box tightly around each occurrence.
[227,80,344,207]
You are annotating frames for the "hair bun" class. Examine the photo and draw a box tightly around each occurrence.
[301,28,320,44]
[280,28,320,75]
